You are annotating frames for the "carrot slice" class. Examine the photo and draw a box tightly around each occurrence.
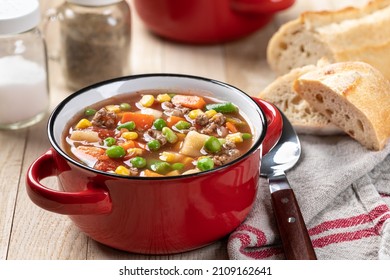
[171,95,206,109]
[119,140,135,151]
[226,121,238,133]
[166,116,185,127]
[121,112,154,130]
[76,146,105,158]
[142,169,164,177]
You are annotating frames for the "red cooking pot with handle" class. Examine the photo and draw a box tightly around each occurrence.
[26,74,282,254]
[133,0,295,43]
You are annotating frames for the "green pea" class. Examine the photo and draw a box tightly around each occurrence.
[204,136,222,153]
[242,133,252,140]
[171,163,185,170]
[130,156,147,168]
[147,139,161,151]
[150,161,172,175]
[120,103,131,111]
[153,118,167,131]
[106,145,126,158]
[85,108,96,116]
[205,102,238,113]
[162,127,178,144]
[117,121,135,131]
[175,120,191,130]
[197,157,214,171]
[104,137,116,147]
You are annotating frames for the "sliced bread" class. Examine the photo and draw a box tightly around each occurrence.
[293,61,390,150]
[259,63,342,135]
[267,0,390,80]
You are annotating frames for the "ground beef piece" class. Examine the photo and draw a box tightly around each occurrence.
[200,113,227,135]
[128,167,139,176]
[91,108,117,129]
[210,113,226,126]
[201,122,217,135]
[195,113,209,126]
[212,140,240,166]
[162,102,190,117]
[145,129,168,145]
[217,126,228,137]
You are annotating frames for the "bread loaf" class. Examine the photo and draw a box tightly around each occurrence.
[293,61,390,150]
[258,63,342,135]
[267,0,390,80]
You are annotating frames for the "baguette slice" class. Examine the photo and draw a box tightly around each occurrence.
[259,63,342,135]
[293,61,390,150]
[267,0,390,80]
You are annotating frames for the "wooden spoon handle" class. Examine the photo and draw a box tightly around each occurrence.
[271,188,317,260]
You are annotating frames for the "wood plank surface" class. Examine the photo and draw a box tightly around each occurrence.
[0,0,371,260]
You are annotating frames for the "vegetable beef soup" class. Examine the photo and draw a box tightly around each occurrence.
[63,91,253,177]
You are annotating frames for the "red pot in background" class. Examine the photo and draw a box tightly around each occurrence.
[133,0,295,44]
[26,74,282,254]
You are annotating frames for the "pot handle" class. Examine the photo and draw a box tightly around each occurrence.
[26,149,112,215]
[251,98,283,155]
[231,0,295,14]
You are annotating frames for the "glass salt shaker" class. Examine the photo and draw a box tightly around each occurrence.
[0,0,50,130]
[51,0,131,91]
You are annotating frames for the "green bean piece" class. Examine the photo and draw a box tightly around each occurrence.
[120,103,131,111]
[197,157,214,171]
[153,118,167,131]
[171,163,185,170]
[130,156,147,168]
[106,145,126,158]
[150,161,172,175]
[85,108,97,116]
[117,121,135,131]
[175,120,191,130]
[147,139,161,151]
[205,102,238,113]
[204,136,222,153]
[162,127,178,144]
[104,137,116,147]
[242,133,252,140]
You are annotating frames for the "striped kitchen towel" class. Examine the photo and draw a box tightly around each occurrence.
[228,135,390,260]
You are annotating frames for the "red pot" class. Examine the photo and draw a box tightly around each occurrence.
[26,74,282,254]
[133,0,295,44]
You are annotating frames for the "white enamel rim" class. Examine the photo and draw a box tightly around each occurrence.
[48,73,267,180]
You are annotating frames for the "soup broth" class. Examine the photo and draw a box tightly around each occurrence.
[63,90,253,177]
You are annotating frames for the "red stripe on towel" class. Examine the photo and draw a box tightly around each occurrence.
[230,205,390,259]
[312,213,390,248]
[309,205,389,236]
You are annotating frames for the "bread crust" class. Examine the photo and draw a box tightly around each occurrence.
[267,0,390,80]
[294,61,390,150]
[259,64,342,135]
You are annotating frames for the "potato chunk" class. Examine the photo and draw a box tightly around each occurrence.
[179,131,209,157]
[70,130,100,142]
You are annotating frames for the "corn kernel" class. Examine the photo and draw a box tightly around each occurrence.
[139,95,155,107]
[205,109,217,118]
[156,93,171,103]
[115,165,130,176]
[188,109,204,119]
[127,148,143,157]
[75,118,92,129]
[226,132,243,143]
[159,152,176,162]
[122,131,138,140]
[105,105,121,113]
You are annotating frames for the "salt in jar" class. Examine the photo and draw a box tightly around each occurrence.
[0,0,50,130]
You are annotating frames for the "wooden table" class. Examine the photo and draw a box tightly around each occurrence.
[1,0,370,260]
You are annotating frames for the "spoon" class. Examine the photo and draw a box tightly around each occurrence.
[260,108,317,260]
